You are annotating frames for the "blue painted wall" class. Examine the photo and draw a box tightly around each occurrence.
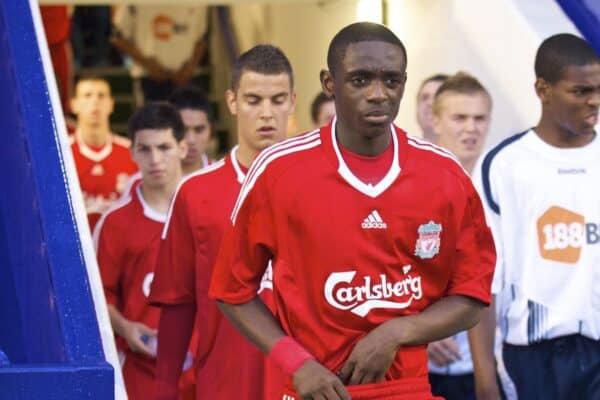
[556,0,600,55]
[0,0,113,398]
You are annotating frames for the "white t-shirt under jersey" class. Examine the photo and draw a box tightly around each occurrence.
[473,129,600,345]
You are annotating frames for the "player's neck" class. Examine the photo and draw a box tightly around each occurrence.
[462,159,475,176]
[78,123,110,147]
[422,129,437,144]
[335,120,392,157]
[535,116,596,148]
[182,156,206,176]
[235,144,257,169]
[139,175,181,215]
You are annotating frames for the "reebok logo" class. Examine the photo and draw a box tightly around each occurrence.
[324,269,422,317]
[537,206,600,263]
[361,210,387,229]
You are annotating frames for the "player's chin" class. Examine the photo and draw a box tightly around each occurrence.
[255,137,280,151]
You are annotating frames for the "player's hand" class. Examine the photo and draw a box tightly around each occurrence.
[143,57,173,82]
[293,359,351,400]
[121,321,157,358]
[427,337,461,367]
[339,320,398,385]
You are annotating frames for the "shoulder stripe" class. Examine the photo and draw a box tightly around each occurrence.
[231,134,321,223]
[480,130,529,215]
[407,135,456,157]
[92,192,134,251]
[407,137,467,174]
[243,130,320,188]
[162,158,226,239]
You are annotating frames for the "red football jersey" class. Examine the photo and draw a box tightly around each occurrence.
[210,121,496,397]
[149,147,279,400]
[70,133,138,231]
[95,183,195,399]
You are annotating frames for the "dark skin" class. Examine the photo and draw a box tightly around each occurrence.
[468,62,600,400]
[218,40,486,400]
[534,63,600,148]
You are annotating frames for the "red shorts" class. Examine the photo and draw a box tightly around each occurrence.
[282,377,443,400]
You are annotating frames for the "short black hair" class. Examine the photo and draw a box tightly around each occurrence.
[535,33,600,84]
[231,44,294,91]
[128,102,185,143]
[327,22,407,75]
[310,92,333,124]
[168,85,214,123]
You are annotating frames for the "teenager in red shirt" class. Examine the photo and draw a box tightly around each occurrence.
[149,45,296,400]
[210,22,496,400]
[95,102,189,399]
[70,76,137,231]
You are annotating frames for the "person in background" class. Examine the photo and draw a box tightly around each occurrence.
[149,44,296,400]
[94,102,190,399]
[430,71,502,400]
[169,85,214,174]
[473,33,600,400]
[111,5,209,102]
[416,74,448,143]
[310,91,336,128]
[69,75,137,231]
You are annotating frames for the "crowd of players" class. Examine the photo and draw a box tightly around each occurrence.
[66,21,600,400]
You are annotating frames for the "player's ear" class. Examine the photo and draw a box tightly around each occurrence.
[178,139,188,160]
[320,70,334,99]
[289,90,297,114]
[225,89,237,116]
[70,97,79,115]
[535,78,550,103]
[432,112,442,137]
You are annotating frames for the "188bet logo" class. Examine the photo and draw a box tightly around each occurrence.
[537,206,599,263]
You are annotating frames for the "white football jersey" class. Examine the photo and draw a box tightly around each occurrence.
[473,129,600,345]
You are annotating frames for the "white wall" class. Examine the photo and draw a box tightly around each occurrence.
[229,0,580,147]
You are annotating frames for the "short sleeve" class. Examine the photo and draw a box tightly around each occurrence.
[95,216,123,308]
[209,171,276,304]
[445,178,496,305]
[148,188,196,306]
[472,156,505,295]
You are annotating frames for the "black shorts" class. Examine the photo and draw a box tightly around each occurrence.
[503,334,600,400]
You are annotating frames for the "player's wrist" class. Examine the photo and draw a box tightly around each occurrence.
[268,336,315,376]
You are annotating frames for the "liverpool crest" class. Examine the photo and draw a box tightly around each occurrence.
[414,221,442,259]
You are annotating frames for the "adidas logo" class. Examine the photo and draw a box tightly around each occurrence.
[361,210,387,229]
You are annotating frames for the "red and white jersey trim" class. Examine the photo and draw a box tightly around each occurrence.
[407,135,466,173]
[331,118,401,198]
[231,131,321,224]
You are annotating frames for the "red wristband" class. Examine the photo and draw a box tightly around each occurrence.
[268,336,315,375]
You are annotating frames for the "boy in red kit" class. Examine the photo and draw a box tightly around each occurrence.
[149,45,295,400]
[70,76,137,231]
[94,103,189,399]
[210,22,496,400]
[169,85,214,175]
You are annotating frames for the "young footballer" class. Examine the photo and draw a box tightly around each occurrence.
[94,102,188,399]
[169,85,214,175]
[149,45,296,400]
[210,22,495,400]
[473,33,600,400]
[70,75,137,231]
[429,72,501,400]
